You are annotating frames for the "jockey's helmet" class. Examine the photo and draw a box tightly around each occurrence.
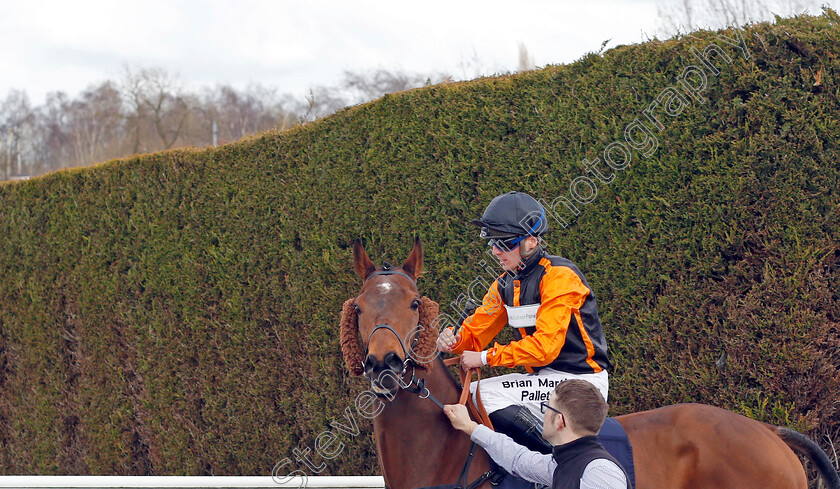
[471,191,549,240]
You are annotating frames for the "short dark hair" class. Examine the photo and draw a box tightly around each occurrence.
[551,380,608,435]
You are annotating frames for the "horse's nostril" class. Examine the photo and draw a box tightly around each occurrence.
[364,354,378,373]
[364,352,404,377]
[384,352,403,371]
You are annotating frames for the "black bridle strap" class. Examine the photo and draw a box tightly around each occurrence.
[364,268,417,284]
[402,377,445,410]
[457,442,477,489]
[458,442,495,489]
[364,323,424,370]
[465,469,494,489]
[404,383,497,489]
[366,324,409,359]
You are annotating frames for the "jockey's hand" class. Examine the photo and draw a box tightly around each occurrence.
[460,350,484,369]
[444,404,478,435]
[436,328,461,353]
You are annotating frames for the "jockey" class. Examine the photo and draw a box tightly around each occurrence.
[437,191,611,454]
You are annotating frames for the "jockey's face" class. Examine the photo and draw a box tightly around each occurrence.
[490,236,538,272]
[490,241,523,271]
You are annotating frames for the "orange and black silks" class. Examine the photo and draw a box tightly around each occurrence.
[450,248,611,374]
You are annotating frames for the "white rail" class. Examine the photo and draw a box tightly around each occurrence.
[0,476,385,488]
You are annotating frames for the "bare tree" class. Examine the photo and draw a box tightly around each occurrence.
[66,82,125,166]
[291,68,450,122]
[37,91,72,173]
[120,66,193,153]
[290,85,351,122]
[0,90,36,179]
[457,48,493,80]
[214,84,291,142]
[121,67,149,154]
[185,84,295,147]
[1,65,457,180]
[657,0,826,35]
[342,69,446,103]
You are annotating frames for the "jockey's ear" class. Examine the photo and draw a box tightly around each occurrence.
[353,240,376,281]
[402,237,423,280]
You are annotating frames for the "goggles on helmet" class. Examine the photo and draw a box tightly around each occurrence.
[487,235,526,251]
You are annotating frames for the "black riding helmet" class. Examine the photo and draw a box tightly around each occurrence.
[471,191,549,239]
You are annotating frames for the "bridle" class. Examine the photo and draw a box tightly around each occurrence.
[363,320,431,403]
[361,264,430,395]
[361,264,425,367]
[365,265,416,285]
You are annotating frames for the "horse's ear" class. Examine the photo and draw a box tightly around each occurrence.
[353,240,376,281]
[402,236,423,280]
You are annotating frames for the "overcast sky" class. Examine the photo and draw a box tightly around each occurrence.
[0,0,666,106]
[0,0,833,107]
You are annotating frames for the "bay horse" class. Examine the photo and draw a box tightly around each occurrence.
[339,239,840,489]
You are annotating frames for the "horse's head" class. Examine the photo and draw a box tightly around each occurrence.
[339,238,439,396]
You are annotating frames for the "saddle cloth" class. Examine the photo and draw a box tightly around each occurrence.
[494,418,636,489]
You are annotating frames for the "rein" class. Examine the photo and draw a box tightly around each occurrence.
[442,357,494,429]
[360,347,497,489]
[401,358,496,489]
[405,356,498,489]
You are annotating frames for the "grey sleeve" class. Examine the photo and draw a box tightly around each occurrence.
[470,425,555,486]
[579,459,628,489]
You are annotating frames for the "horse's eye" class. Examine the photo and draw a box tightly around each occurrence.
[410,299,420,311]
[354,304,362,315]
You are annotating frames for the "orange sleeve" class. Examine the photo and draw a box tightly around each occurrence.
[485,265,589,368]
[451,280,508,354]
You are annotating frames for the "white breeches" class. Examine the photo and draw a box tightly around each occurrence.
[470,368,610,420]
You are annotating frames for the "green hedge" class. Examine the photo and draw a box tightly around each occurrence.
[0,11,838,475]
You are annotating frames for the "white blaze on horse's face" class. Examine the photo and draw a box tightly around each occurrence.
[377,282,393,295]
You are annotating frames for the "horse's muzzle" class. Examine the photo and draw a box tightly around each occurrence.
[364,352,405,397]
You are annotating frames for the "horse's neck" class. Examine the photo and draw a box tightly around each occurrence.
[372,360,490,489]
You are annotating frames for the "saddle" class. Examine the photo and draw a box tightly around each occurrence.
[597,418,636,488]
